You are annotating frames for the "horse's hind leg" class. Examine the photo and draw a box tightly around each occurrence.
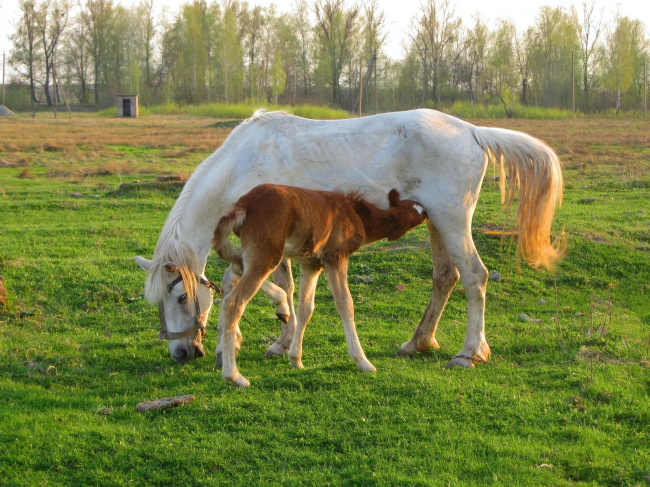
[265,258,296,357]
[324,260,375,373]
[438,221,491,368]
[397,221,459,357]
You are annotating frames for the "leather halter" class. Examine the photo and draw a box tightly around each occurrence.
[157,273,220,341]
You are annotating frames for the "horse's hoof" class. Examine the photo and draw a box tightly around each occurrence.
[444,355,477,369]
[395,342,417,357]
[226,374,250,388]
[358,360,376,373]
[264,342,288,357]
[275,312,290,324]
[289,358,304,369]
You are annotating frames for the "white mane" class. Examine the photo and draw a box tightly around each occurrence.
[144,109,295,304]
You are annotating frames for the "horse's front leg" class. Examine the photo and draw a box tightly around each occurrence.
[397,221,458,357]
[265,258,297,357]
[324,259,375,373]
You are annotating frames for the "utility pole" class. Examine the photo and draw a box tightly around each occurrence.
[571,50,575,115]
[359,56,363,117]
[2,52,5,106]
[643,57,648,120]
[373,49,377,114]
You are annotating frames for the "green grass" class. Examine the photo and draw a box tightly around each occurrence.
[99,102,350,121]
[0,116,649,486]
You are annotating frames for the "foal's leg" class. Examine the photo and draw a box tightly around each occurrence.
[397,221,459,356]
[265,258,297,357]
[324,260,376,373]
[224,262,291,326]
[288,265,321,369]
[216,265,242,368]
[218,269,273,388]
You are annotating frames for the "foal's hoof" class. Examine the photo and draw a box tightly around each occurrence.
[275,312,290,324]
[264,341,289,358]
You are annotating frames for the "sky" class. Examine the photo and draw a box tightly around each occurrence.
[1,0,649,73]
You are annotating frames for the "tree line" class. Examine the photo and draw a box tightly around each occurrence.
[8,0,650,114]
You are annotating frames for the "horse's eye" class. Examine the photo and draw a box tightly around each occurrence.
[177,294,187,304]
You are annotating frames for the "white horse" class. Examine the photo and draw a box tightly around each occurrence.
[135,109,563,388]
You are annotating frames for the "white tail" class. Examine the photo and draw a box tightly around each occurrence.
[472,126,564,270]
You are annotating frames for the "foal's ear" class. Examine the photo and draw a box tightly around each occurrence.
[388,189,401,207]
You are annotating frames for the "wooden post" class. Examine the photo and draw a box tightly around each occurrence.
[52,63,72,119]
[2,52,5,107]
[643,57,648,120]
[571,50,575,115]
[359,56,363,117]
[421,46,426,106]
[31,86,45,118]
[373,49,377,114]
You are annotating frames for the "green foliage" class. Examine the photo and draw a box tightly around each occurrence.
[0,116,648,485]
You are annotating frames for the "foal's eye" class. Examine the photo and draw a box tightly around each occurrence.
[177,294,187,304]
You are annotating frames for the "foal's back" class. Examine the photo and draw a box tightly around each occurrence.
[234,184,367,266]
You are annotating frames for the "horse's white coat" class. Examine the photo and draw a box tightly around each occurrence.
[135,109,563,386]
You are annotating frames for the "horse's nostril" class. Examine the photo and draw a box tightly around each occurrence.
[173,348,191,363]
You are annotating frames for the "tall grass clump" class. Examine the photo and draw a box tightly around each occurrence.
[449,100,578,119]
[290,104,349,119]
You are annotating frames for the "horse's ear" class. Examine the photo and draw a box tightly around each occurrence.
[134,256,152,271]
[163,263,179,274]
[388,189,400,207]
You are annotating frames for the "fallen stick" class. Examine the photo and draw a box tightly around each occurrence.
[135,394,195,412]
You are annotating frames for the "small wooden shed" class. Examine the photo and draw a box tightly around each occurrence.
[116,94,138,117]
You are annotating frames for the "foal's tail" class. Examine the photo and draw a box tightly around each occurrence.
[212,206,246,273]
[472,126,564,271]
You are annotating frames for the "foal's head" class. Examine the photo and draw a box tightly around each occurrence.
[384,189,428,240]
[354,189,428,244]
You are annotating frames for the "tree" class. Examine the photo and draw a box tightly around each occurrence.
[219,2,243,103]
[313,0,360,106]
[482,20,517,116]
[527,6,579,108]
[136,0,158,102]
[603,14,646,113]
[409,0,461,105]
[356,0,387,111]
[80,0,115,106]
[270,50,287,103]
[513,28,533,106]
[457,16,487,105]
[289,0,314,97]
[10,0,41,104]
[577,1,603,111]
[34,0,69,106]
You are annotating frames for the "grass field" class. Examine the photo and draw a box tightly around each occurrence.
[1,113,649,486]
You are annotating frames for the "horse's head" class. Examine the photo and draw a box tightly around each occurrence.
[134,256,216,364]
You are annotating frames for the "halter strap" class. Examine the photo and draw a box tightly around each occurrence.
[156,272,220,341]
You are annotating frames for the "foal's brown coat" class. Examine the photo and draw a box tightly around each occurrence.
[212,184,427,386]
